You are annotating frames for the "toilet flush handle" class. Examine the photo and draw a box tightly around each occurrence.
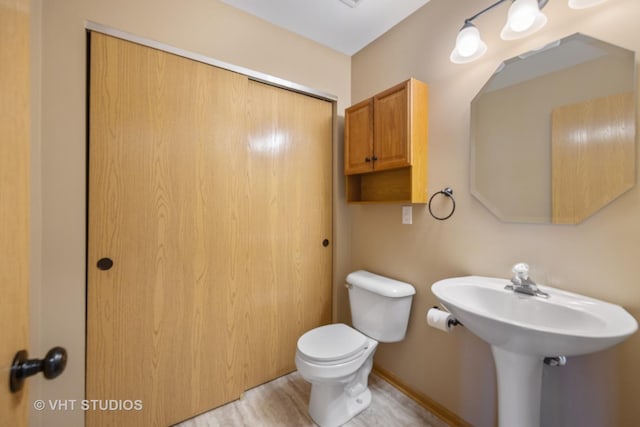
[345,283,352,290]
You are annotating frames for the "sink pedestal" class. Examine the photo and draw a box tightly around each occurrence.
[491,346,543,427]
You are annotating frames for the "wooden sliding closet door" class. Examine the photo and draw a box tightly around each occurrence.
[244,82,332,387]
[87,32,332,426]
[87,33,250,426]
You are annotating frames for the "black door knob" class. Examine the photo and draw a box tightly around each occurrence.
[322,239,330,247]
[10,347,68,393]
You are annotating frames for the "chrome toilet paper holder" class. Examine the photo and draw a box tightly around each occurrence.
[431,306,462,327]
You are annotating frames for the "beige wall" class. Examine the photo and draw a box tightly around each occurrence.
[350,0,640,426]
[31,1,350,426]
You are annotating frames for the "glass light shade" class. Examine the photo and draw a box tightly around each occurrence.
[568,0,607,9]
[500,3,547,40]
[507,0,540,32]
[450,24,487,64]
[456,25,481,57]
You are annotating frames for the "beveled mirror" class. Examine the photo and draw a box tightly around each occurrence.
[471,33,636,224]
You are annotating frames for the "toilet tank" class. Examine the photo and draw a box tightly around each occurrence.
[346,270,416,343]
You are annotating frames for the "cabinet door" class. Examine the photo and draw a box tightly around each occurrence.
[344,98,374,174]
[374,81,411,170]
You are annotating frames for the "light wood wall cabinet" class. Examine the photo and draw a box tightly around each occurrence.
[344,78,428,203]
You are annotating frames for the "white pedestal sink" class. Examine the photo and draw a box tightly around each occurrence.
[431,276,638,427]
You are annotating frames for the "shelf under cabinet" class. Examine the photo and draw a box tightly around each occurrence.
[346,167,427,204]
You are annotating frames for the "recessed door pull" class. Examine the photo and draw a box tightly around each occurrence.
[10,347,68,393]
[97,257,113,270]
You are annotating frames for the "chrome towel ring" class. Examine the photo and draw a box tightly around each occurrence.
[428,187,456,220]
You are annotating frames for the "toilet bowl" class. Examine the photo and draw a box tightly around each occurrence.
[295,270,415,427]
[296,323,378,427]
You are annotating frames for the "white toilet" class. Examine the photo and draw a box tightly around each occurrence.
[295,270,415,427]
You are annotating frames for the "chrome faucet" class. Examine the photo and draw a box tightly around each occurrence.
[505,263,549,298]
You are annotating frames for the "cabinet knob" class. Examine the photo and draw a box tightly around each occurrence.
[372,155,378,161]
[365,157,371,162]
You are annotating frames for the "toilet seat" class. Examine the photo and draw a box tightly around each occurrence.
[297,324,369,364]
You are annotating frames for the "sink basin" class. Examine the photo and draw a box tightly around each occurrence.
[431,275,637,427]
[431,275,637,356]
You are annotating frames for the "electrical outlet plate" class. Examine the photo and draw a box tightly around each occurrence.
[402,206,412,225]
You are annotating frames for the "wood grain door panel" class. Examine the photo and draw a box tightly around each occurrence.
[344,99,374,174]
[87,32,333,426]
[374,82,411,170]
[87,33,249,426]
[551,92,635,224]
[245,81,332,387]
[0,0,30,424]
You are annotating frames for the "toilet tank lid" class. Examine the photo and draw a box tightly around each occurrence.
[346,270,416,297]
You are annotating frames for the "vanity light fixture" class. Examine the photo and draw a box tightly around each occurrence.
[450,0,608,64]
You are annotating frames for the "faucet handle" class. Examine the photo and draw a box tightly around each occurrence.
[512,263,530,280]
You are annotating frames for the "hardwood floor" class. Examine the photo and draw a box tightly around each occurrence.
[175,371,449,427]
